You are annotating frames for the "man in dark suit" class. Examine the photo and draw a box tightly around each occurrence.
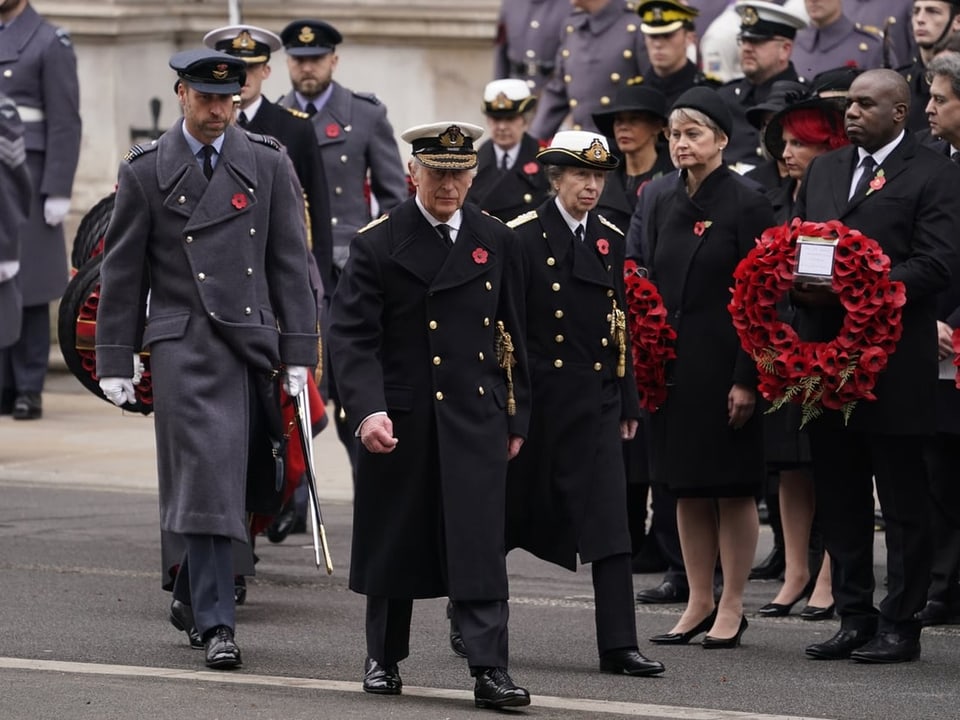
[95,49,319,670]
[327,122,532,710]
[794,68,960,663]
[0,0,81,419]
[465,78,550,223]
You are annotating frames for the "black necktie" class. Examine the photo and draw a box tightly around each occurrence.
[238,111,249,128]
[575,224,584,242]
[305,102,317,117]
[852,155,876,198]
[436,223,453,248]
[500,153,510,172]
[201,145,215,181]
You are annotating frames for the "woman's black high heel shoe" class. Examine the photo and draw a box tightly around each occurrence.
[702,615,748,649]
[757,578,815,617]
[649,609,718,645]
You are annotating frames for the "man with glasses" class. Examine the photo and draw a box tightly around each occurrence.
[717,1,808,171]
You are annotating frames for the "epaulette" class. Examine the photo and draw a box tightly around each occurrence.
[123,141,158,163]
[507,210,538,229]
[856,23,884,39]
[357,213,389,233]
[284,106,310,119]
[598,214,624,236]
[55,27,72,48]
[352,91,381,106]
[698,72,723,88]
[482,210,505,224]
[245,132,282,151]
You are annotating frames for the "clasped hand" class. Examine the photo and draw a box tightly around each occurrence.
[99,354,143,407]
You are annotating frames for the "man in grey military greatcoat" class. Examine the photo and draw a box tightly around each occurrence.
[0,93,31,351]
[95,49,319,671]
[493,0,571,95]
[0,0,81,420]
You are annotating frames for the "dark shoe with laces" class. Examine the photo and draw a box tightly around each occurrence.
[473,667,530,709]
[447,605,467,658]
[362,657,402,695]
[203,625,242,669]
[234,576,247,605]
[599,647,665,676]
[12,392,41,420]
[169,599,203,649]
[636,580,688,604]
[850,632,920,664]
[805,628,873,660]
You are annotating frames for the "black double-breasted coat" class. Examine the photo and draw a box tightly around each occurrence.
[327,199,530,601]
[505,199,640,570]
[465,134,550,223]
[95,121,319,542]
[646,166,772,495]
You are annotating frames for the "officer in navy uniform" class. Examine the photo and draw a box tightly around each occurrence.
[0,94,31,353]
[278,19,409,479]
[846,0,916,69]
[717,1,808,171]
[465,79,551,222]
[327,121,533,710]
[95,49,319,671]
[791,0,891,82]
[898,0,960,132]
[529,0,650,139]
[0,0,81,420]
[494,0,571,95]
[638,0,721,109]
[204,23,334,300]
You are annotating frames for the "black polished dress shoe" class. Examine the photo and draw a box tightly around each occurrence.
[234,575,247,605]
[12,392,42,420]
[850,632,921,664]
[266,501,297,543]
[805,628,874,660]
[650,609,717,645]
[915,600,951,627]
[599,648,666,676]
[749,546,785,581]
[362,657,402,695]
[447,609,467,658]
[203,626,242,669]
[636,580,689,604]
[473,667,531,709]
[800,603,835,621]
[169,599,203,649]
[702,616,748,649]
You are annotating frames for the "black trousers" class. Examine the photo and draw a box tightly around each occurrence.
[0,303,49,394]
[171,533,236,637]
[592,552,639,654]
[922,432,960,606]
[367,596,508,671]
[809,427,931,636]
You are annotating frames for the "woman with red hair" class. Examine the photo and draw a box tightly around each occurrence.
[752,95,848,621]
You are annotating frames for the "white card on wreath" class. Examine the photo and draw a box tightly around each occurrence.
[794,235,838,285]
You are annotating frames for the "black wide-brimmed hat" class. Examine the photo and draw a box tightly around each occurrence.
[592,83,668,138]
[763,91,845,160]
[745,80,808,130]
[536,131,620,171]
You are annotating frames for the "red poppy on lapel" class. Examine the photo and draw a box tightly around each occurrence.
[693,220,713,236]
[596,238,609,255]
[523,161,539,175]
[867,172,885,194]
[231,193,248,210]
[472,247,489,264]
[325,123,340,138]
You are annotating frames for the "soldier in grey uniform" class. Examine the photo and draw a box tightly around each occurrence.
[717,1,808,170]
[278,18,408,477]
[791,0,892,82]
[0,94,31,353]
[494,0,571,95]
[529,0,650,140]
[898,0,960,132]
[95,49,319,670]
[846,0,916,67]
[0,0,81,420]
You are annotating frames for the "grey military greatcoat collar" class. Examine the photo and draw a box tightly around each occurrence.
[0,4,44,62]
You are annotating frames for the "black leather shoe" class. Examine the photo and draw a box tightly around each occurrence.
[266,502,297,543]
[805,628,874,660]
[800,603,835,621]
[702,615,748,649]
[169,599,203,649]
[915,600,951,627]
[234,576,247,605]
[449,622,466,658]
[203,626,242,669]
[636,580,688,604]
[12,392,41,420]
[599,648,665,676]
[473,667,531,709]
[850,632,921,664]
[362,657,402,695]
[749,547,785,581]
[650,609,717,645]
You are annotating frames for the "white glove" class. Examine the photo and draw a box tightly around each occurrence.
[283,365,309,397]
[44,196,71,226]
[100,377,136,407]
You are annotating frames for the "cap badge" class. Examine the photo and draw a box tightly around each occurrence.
[298,26,316,44]
[439,125,465,148]
[212,63,229,80]
[741,7,760,26]
[583,138,610,163]
[492,92,514,111]
[652,7,664,21]
[232,31,255,51]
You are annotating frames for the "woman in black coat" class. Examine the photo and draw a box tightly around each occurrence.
[645,88,772,648]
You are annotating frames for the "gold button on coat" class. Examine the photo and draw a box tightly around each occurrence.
[197,272,206,281]
[551,282,561,291]
[429,320,438,330]
[435,391,444,400]
[433,356,441,365]
[554,359,563,368]
[594,362,602,371]
[555,309,564,318]
[555,334,564,343]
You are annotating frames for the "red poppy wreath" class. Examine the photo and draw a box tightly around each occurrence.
[728,218,906,427]
[623,259,677,412]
